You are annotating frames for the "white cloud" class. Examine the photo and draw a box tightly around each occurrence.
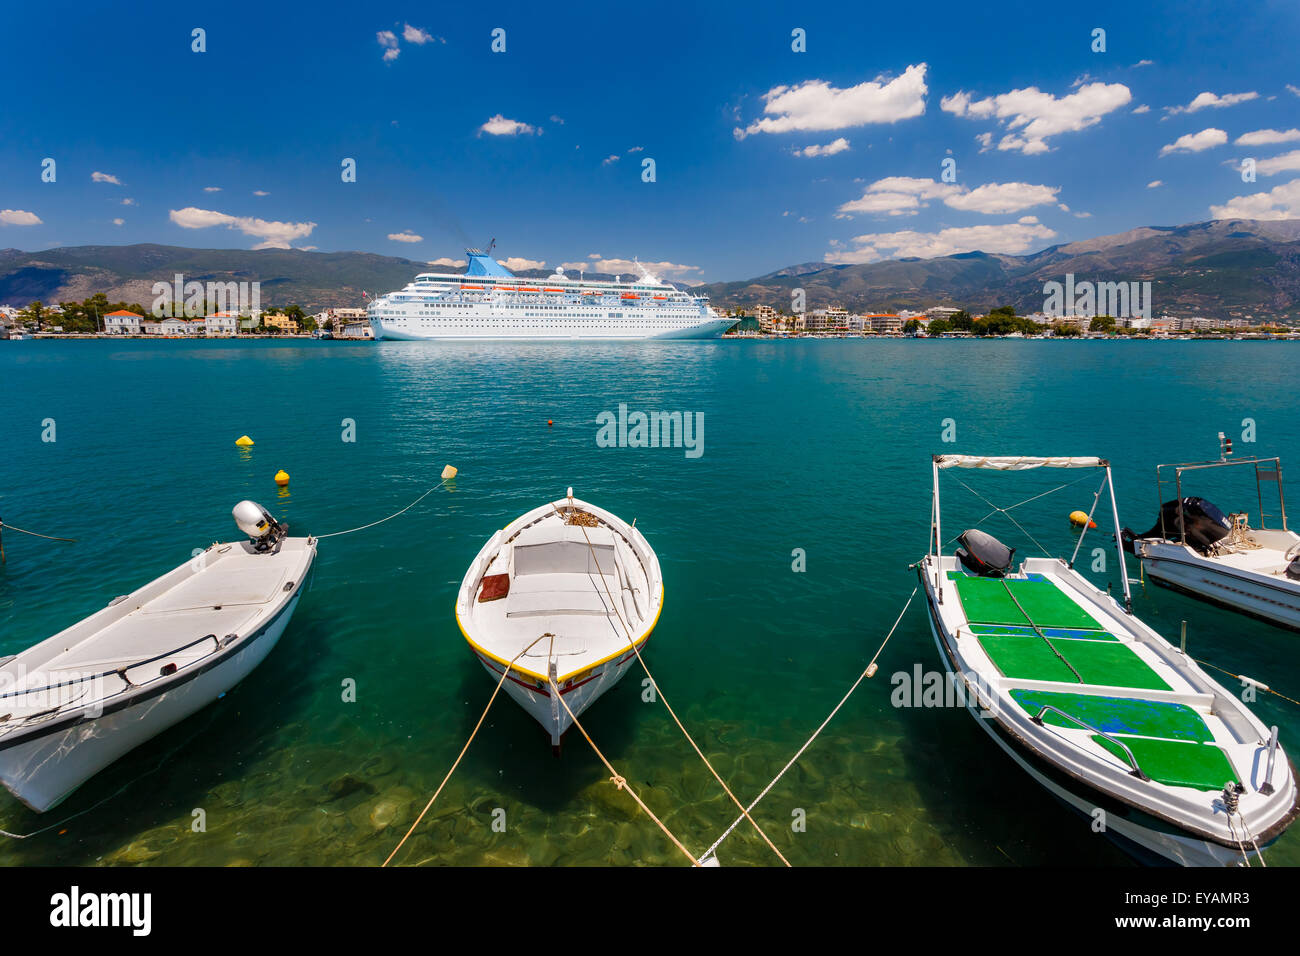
[945,182,1060,214]
[403,24,434,44]
[1210,178,1300,220]
[168,206,316,248]
[1160,127,1228,155]
[479,114,537,136]
[0,209,42,226]
[1235,128,1300,146]
[550,115,565,124]
[827,218,1057,263]
[736,64,928,138]
[837,176,1058,217]
[1289,84,1300,98]
[203,186,221,192]
[796,138,851,157]
[388,230,423,243]
[1133,59,1154,68]
[501,256,547,271]
[112,218,124,226]
[1166,91,1259,115]
[1256,150,1300,176]
[1132,104,1151,114]
[1147,180,1164,188]
[253,190,269,197]
[627,145,644,153]
[427,257,467,268]
[941,81,1132,154]
[601,154,620,165]
[122,198,136,206]
[91,171,122,185]
[560,256,701,280]
[377,30,399,61]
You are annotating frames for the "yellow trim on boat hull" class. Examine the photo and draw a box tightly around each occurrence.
[455,581,665,684]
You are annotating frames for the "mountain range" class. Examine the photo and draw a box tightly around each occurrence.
[2,218,1298,321]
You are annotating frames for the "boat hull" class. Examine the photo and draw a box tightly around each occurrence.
[919,570,1275,867]
[1138,544,1300,631]
[0,590,302,813]
[371,316,734,341]
[469,643,641,746]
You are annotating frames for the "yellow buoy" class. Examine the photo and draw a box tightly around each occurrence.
[274,469,290,487]
[1069,510,1096,529]
[441,464,458,480]
[235,435,254,447]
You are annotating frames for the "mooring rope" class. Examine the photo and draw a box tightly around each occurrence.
[1191,657,1300,708]
[317,475,455,539]
[999,579,1084,684]
[550,674,701,867]
[0,523,76,543]
[699,586,918,864]
[382,631,549,867]
[551,501,791,866]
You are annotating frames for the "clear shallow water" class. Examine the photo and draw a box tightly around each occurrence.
[0,337,1297,866]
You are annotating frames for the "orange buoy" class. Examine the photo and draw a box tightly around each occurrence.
[547,420,553,427]
[1069,510,1096,529]
[274,469,290,487]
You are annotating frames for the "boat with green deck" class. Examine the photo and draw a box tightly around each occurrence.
[917,454,1300,866]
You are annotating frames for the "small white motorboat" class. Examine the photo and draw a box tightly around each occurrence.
[919,454,1299,865]
[456,489,662,748]
[0,502,315,812]
[1122,439,1300,631]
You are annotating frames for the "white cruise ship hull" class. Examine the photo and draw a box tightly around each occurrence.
[371,314,734,341]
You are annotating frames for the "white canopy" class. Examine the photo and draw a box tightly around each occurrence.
[935,455,1106,471]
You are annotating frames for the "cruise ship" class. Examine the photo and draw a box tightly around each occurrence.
[368,247,735,340]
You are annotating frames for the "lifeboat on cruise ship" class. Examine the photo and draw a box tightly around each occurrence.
[621,294,639,300]
[460,285,484,291]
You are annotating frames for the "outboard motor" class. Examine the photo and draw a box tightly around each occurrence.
[956,529,1015,578]
[1122,497,1230,554]
[1287,558,1300,582]
[233,500,288,553]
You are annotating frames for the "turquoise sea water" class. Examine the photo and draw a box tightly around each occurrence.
[1,338,1298,867]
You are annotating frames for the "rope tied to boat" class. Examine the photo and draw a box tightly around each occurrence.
[549,501,791,866]
[699,586,918,865]
[999,579,1084,684]
[382,630,548,867]
[549,673,701,867]
[0,519,77,564]
[316,473,456,539]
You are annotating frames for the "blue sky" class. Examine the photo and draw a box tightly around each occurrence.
[2,0,1298,281]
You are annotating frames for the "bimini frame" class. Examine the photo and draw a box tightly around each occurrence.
[928,454,1133,612]
[1154,455,1288,545]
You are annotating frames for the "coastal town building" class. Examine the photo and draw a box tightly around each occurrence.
[103,309,144,334]
[867,314,904,334]
[204,312,239,336]
[263,313,300,334]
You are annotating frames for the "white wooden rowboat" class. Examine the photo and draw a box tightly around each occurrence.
[456,489,663,748]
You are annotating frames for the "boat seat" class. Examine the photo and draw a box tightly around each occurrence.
[506,587,616,618]
[513,539,616,577]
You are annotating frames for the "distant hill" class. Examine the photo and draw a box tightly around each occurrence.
[3,218,1299,320]
[0,245,639,314]
[699,219,1300,322]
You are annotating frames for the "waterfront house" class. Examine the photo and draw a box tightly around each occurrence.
[104,309,144,334]
[263,313,300,334]
[867,314,904,334]
[204,312,239,336]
